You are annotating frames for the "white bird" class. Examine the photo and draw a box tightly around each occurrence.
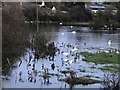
[30,21,33,23]
[63,52,69,56]
[68,60,74,64]
[108,40,112,46]
[72,31,76,34]
[20,2,23,6]
[59,23,62,25]
[116,50,119,54]
[82,57,85,60]
[104,25,107,28]
[64,59,68,62]
[39,1,45,7]
[71,47,77,52]
[61,32,64,36]
[70,26,73,28]
[52,6,56,11]
[104,50,109,53]
[25,21,29,24]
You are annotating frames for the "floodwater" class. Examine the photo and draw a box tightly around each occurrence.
[2,24,120,88]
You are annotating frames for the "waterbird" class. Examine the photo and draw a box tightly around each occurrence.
[108,40,112,46]
[68,60,74,64]
[70,26,73,28]
[72,31,76,34]
[116,50,119,54]
[25,21,29,24]
[52,6,56,11]
[39,1,45,7]
[20,2,23,6]
[30,21,33,23]
[64,59,68,62]
[59,23,62,25]
[104,25,107,28]
[61,32,64,36]
[71,47,77,52]
[63,52,69,57]
[104,50,109,53]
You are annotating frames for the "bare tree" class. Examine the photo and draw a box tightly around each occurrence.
[101,72,120,90]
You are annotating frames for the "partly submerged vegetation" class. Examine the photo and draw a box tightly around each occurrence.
[99,65,120,72]
[60,76,101,85]
[81,51,120,64]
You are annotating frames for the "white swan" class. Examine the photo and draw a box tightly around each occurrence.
[116,50,119,54]
[72,31,76,34]
[30,21,33,23]
[59,23,62,25]
[61,32,64,36]
[70,26,73,28]
[52,6,56,11]
[39,1,45,7]
[64,59,68,62]
[108,40,112,46]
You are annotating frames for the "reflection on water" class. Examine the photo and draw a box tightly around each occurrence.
[2,24,119,88]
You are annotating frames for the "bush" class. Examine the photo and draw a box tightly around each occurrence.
[101,73,120,90]
[2,3,29,75]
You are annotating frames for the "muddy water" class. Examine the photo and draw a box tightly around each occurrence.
[2,25,119,88]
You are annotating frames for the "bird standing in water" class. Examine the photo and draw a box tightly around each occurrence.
[108,39,112,46]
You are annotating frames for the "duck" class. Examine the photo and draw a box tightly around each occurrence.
[39,1,45,7]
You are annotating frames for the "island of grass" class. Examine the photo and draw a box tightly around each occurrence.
[81,51,120,64]
[99,65,120,72]
[78,69,86,72]
[60,76,101,85]
[60,70,75,74]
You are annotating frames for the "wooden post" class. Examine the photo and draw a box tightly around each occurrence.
[36,0,39,32]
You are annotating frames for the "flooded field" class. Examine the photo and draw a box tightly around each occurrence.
[2,24,120,88]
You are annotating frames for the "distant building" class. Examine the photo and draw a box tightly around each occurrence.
[85,2,118,16]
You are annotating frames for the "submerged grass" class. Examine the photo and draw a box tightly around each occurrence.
[78,69,86,72]
[60,70,74,74]
[99,65,120,72]
[81,52,120,64]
